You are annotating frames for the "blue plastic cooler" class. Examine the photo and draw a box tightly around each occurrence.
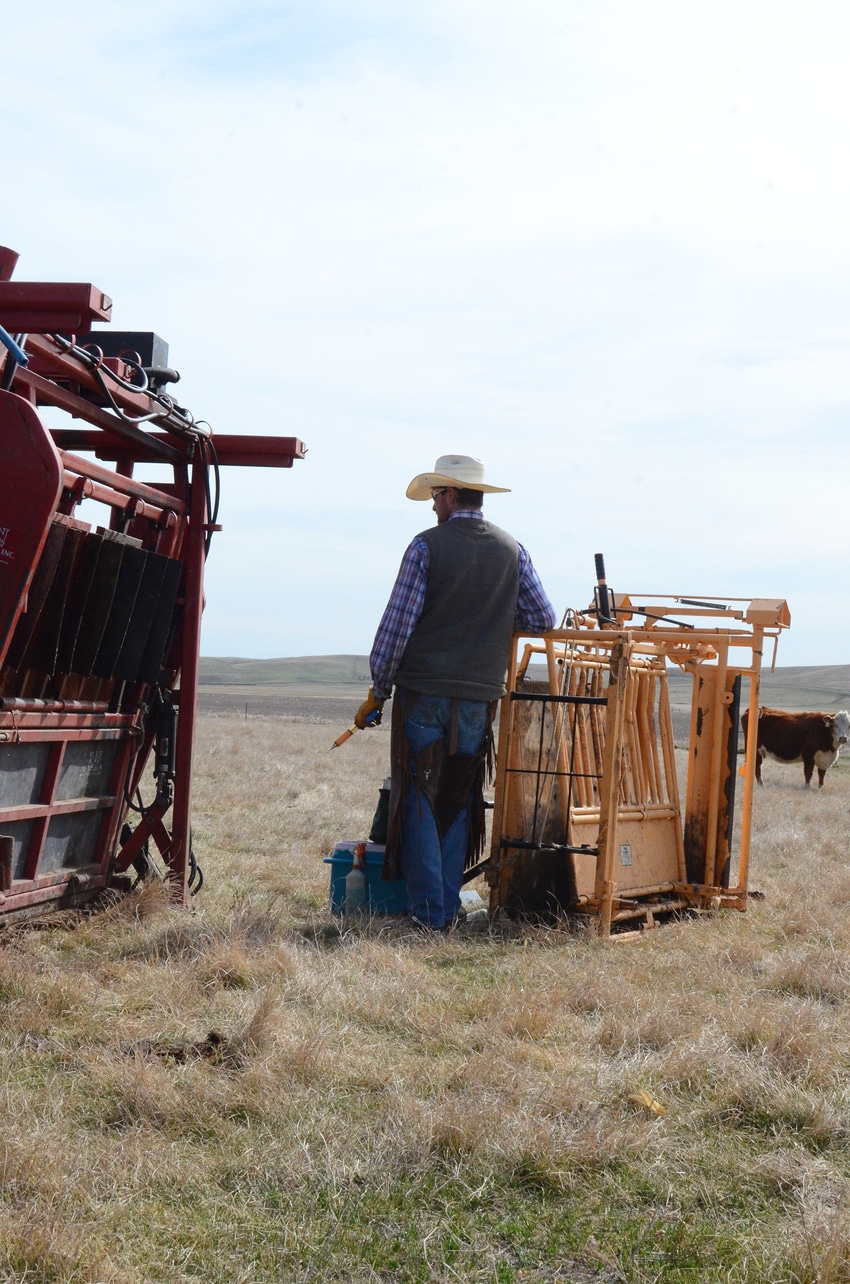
[324,841,408,915]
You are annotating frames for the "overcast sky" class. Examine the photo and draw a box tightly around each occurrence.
[3,1,849,666]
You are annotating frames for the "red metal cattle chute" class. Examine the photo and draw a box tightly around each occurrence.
[0,247,303,918]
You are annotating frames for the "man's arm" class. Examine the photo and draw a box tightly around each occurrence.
[369,536,429,700]
[514,544,557,632]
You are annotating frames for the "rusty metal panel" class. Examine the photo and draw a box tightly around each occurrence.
[0,820,36,879]
[0,743,50,806]
[40,812,105,873]
[54,741,118,801]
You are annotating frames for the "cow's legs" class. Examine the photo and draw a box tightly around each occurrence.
[755,749,763,785]
[817,767,827,788]
[803,755,815,788]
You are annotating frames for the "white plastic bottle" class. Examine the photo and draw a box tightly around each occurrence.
[343,842,367,915]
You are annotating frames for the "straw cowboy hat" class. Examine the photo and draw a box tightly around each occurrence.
[406,455,511,501]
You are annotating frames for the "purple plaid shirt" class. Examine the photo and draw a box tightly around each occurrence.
[370,510,556,700]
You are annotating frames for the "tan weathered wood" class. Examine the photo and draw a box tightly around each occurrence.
[594,640,629,937]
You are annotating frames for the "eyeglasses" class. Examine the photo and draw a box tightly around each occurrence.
[431,487,448,499]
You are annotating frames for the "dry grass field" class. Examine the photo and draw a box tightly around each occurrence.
[1,710,849,1282]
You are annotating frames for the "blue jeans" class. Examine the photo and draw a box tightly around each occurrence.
[400,694,490,927]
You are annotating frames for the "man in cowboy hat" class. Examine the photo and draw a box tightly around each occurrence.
[353,455,556,929]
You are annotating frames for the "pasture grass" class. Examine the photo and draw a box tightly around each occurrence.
[0,717,848,1281]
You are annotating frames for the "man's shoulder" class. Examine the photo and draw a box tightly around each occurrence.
[423,517,517,547]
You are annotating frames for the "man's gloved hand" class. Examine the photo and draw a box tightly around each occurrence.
[353,686,387,730]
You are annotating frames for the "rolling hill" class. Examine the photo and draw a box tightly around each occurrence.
[199,655,850,712]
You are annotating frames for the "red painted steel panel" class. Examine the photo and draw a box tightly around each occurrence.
[48,430,306,468]
[0,392,64,666]
[0,282,112,332]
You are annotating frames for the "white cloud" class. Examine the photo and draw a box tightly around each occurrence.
[2,0,848,663]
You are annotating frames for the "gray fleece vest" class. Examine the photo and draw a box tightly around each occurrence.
[394,517,520,701]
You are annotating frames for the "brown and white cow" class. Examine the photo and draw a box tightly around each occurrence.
[741,707,850,789]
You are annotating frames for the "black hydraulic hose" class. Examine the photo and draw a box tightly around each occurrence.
[198,433,220,558]
[50,332,198,434]
[81,342,150,392]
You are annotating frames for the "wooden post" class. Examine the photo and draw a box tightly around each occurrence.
[594,639,629,937]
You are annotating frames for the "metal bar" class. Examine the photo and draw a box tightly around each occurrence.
[647,672,667,801]
[500,840,599,856]
[0,876,107,913]
[60,451,186,514]
[570,661,591,808]
[0,836,12,892]
[487,641,520,906]
[570,806,680,821]
[587,665,605,808]
[0,797,115,823]
[13,366,184,464]
[608,900,690,922]
[95,735,139,881]
[0,718,132,732]
[595,641,629,937]
[607,881,675,897]
[621,663,639,804]
[530,689,548,847]
[509,691,608,705]
[703,638,729,886]
[167,454,207,904]
[544,636,574,840]
[657,673,687,882]
[737,626,763,901]
[48,429,306,468]
[0,698,109,712]
[542,627,763,644]
[504,767,600,780]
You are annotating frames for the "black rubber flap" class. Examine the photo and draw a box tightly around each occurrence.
[135,557,182,684]
[28,526,87,676]
[112,552,170,682]
[54,532,103,675]
[92,544,148,679]
[5,521,68,670]
[69,537,125,676]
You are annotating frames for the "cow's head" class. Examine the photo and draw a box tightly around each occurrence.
[831,709,850,748]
